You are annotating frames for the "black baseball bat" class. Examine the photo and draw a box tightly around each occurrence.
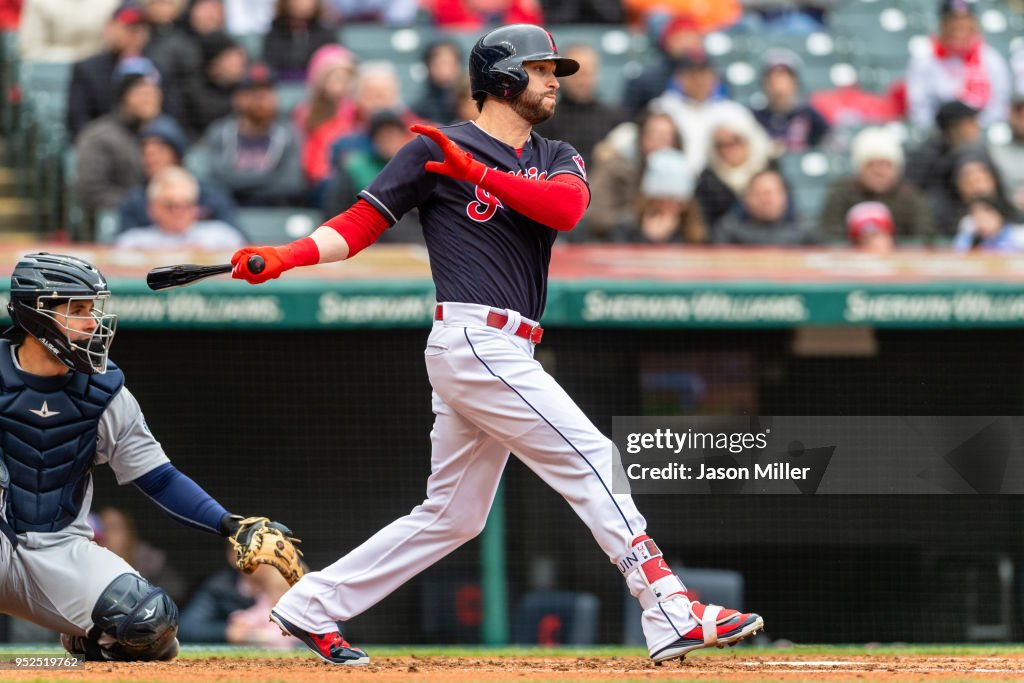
[146,255,265,291]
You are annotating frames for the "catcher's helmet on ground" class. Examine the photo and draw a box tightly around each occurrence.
[6,252,117,374]
[469,24,580,102]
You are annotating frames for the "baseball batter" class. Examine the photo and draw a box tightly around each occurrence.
[0,253,299,661]
[231,24,764,665]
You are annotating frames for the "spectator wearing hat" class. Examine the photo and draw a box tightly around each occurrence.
[695,107,773,227]
[713,168,818,245]
[535,44,626,167]
[411,40,465,125]
[751,49,830,154]
[906,0,1011,128]
[989,95,1024,213]
[18,0,121,61]
[118,117,241,231]
[117,166,247,250]
[74,65,185,223]
[613,148,706,244]
[261,0,336,82]
[181,32,248,138]
[649,50,750,174]
[819,126,933,243]
[294,44,359,185]
[322,110,421,241]
[846,201,895,254]
[66,3,155,139]
[586,111,683,241]
[622,14,704,117]
[952,196,1024,252]
[203,62,306,205]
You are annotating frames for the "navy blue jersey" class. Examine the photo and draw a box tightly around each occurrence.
[358,121,588,321]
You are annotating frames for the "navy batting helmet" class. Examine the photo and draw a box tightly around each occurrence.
[469,24,580,103]
[6,253,117,374]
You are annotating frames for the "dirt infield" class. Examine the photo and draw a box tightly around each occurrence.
[8,653,1024,682]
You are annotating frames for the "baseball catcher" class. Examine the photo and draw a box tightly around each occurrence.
[0,253,301,662]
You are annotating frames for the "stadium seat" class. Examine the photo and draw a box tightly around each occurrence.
[232,33,263,60]
[275,82,307,116]
[95,207,120,244]
[512,591,599,646]
[778,151,847,222]
[237,206,322,245]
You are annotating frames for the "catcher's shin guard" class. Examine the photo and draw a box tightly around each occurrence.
[85,573,179,661]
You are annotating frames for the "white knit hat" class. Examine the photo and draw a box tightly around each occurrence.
[642,149,695,200]
[850,126,904,173]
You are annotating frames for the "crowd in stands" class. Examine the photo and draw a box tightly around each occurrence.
[5,0,1024,252]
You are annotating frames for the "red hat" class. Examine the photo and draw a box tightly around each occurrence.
[112,1,145,24]
[660,15,700,48]
[846,201,895,244]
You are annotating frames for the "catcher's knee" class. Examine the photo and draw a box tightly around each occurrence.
[90,573,179,661]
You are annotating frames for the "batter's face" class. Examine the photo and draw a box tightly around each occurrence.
[511,60,560,125]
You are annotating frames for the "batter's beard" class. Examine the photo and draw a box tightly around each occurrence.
[511,89,556,125]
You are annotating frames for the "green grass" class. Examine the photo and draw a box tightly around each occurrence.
[5,642,1024,658]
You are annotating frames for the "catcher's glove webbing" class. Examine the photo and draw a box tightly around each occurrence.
[227,516,305,585]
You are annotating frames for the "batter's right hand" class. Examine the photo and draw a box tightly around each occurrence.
[231,246,283,284]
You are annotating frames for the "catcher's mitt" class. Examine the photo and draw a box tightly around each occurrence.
[228,516,305,585]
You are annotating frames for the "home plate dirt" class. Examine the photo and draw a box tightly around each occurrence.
[7,653,1024,681]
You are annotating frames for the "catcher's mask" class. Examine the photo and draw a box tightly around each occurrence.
[6,253,117,375]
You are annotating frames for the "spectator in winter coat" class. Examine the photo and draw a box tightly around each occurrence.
[293,44,359,185]
[74,68,183,217]
[695,107,773,228]
[906,0,1011,127]
[751,49,830,154]
[613,148,706,244]
[118,117,240,231]
[953,196,1024,252]
[65,3,153,139]
[585,111,683,241]
[117,167,246,250]
[713,169,819,245]
[181,32,247,139]
[202,62,306,205]
[411,40,464,125]
[819,126,934,243]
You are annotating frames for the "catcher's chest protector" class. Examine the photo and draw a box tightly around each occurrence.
[0,339,124,533]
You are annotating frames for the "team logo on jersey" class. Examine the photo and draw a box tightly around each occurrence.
[29,401,60,418]
[572,154,587,179]
[467,185,504,223]
[466,167,548,223]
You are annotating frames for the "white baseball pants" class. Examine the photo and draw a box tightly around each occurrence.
[275,302,693,645]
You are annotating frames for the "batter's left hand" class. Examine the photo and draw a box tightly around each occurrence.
[411,124,488,185]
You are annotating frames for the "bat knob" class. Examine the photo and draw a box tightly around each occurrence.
[247,255,266,274]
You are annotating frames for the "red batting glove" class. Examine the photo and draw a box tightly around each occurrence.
[231,246,285,284]
[411,124,488,185]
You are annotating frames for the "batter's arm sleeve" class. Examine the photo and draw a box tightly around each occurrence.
[477,172,590,232]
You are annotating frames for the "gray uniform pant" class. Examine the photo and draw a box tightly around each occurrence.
[0,532,136,636]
